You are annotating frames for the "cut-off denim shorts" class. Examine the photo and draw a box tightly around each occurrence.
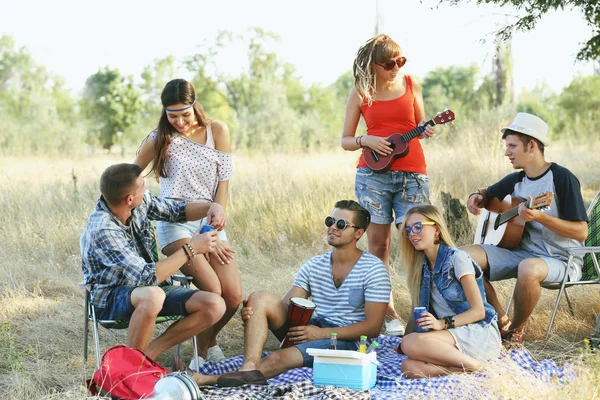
[156,217,228,252]
[355,167,430,226]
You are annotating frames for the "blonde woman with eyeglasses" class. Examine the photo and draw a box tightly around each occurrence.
[341,34,435,336]
[398,205,501,378]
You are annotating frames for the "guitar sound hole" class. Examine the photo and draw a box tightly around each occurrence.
[389,143,395,150]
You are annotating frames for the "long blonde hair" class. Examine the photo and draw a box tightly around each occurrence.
[399,205,456,307]
[352,34,401,106]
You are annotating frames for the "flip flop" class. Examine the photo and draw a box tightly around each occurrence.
[217,370,268,387]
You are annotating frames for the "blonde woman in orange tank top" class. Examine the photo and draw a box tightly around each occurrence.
[341,34,435,337]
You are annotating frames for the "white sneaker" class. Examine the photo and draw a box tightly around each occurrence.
[188,355,206,372]
[206,345,226,362]
[385,319,405,336]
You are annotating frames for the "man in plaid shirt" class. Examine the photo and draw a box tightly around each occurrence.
[81,163,227,359]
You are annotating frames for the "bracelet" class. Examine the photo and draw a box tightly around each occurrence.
[443,315,455,329]
[181,245,192,261]
[468,189,484,206]
[355,135,364,149]
[184,242,197,259]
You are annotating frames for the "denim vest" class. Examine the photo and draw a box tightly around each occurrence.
[419,244,496,326]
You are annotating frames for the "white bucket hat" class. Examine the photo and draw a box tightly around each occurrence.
[500,112,550,146]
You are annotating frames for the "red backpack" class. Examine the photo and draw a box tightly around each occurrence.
[87,345,169,399]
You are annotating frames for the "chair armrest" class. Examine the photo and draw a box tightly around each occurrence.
[564,246,600,256]
[79,282,92,292]
[547,239,600,256]
[172,275,193,285]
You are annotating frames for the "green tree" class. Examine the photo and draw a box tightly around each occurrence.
[139,55,179,117]
[184,27,348,151]
[422,64,481,120]
[557,75,600,140]
[439,0,600,61]
[332,70,354,103]
[0,35,83,155]
[81,67,142,150]
[516,83,562,137]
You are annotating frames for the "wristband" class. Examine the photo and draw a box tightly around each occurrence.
[443,315,455,329]
[468,189,484,207]
[355,135,364,148]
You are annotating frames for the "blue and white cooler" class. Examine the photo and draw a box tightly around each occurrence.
[307,349,378,390]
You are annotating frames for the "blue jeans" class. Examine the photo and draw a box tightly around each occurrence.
[355,167,430,225]
[94,285,197,321]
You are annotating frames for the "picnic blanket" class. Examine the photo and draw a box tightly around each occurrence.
[196,335,576,399]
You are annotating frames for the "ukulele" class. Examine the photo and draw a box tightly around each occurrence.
[363,109,455,172]
[473,192,553,249]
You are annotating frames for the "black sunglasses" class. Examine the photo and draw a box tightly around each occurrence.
[325,216,362,230]
[376,57,407,71]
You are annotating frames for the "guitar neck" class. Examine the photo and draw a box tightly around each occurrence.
[495,196,536,229]
[400,120,435,143]
[495,207,519,228]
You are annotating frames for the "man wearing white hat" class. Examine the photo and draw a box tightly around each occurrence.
[463,112,588,344]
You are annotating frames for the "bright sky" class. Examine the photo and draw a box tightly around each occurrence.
[1,0,595,97]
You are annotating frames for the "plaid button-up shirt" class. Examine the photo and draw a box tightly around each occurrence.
[81,190,187,309]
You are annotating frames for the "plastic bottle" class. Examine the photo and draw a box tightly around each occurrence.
[358,335,368,353]
[366,340,379,354]
[329,332,338,350]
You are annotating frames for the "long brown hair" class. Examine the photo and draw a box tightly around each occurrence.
[352,34,401,106]
[150,78,210,179]
[399,205,456,307]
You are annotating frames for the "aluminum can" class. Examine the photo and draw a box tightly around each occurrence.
[199,225,215,234]
[413,306,429,333]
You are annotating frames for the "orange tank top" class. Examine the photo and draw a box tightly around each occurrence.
[357,75,427,174]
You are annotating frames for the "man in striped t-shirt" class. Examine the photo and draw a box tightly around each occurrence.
[192,200,391,387]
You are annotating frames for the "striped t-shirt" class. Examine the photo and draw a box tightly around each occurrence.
[292,251,391,327]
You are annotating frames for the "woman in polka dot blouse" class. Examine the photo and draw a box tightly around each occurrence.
[135,78,241,368]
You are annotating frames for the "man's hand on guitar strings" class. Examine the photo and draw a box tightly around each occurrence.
[467,194,483,215]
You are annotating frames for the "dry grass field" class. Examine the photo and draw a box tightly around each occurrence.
[1,125,599,399]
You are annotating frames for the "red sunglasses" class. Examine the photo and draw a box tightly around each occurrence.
[376,57,407,71]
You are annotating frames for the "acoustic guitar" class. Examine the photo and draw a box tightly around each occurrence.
[363,109,455,172]
[473,192,553,249]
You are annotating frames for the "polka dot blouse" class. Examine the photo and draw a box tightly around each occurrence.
[151,124,233,201]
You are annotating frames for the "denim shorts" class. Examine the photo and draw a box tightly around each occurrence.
[270,317,359,367]
[94,285,197,321]
[156,217,228,251]
[355,167,430,225]
[482,244,568,284]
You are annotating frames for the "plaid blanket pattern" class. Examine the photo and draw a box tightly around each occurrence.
[196,335,575,399]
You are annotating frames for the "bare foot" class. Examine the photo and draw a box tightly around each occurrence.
[498,317,512,335]
[192,373,219,386]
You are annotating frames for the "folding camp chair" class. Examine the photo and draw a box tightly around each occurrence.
[82,223,199,369]
[82,276,199,370]
[506,190,600,339]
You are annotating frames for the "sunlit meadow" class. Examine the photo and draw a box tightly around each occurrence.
[0,121,599,399]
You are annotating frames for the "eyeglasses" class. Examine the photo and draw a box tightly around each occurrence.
[401,221,436,238]
[376,57,407,71]
[325,216,362,230]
